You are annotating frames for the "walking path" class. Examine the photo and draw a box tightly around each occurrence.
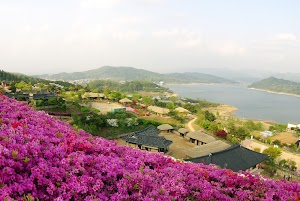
[187,117,196,132]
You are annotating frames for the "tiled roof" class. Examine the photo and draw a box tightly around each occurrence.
[122,126,172,149]
[186,131,216,143]
[185,144,268,172]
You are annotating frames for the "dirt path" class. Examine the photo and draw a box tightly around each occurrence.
[242,139,300,171]
[187,117,196,132]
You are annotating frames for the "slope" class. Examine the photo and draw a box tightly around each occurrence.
[249,77,300,95]
[35,66,236,84]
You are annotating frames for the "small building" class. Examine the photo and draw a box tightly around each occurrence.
[6,93,30,101]
[178,128,189,137]
[185,140,231,159]
[82,92,105,100]
[186,131,216,145]
[260,131,273,138]
[147,106,170,117]
[174,107,190,114]
[157,124,174,133]
[185,144,269,172]
[33,93,56,100]
[122,126,172,153]
[110,107,126,114]
[119,98,132,106]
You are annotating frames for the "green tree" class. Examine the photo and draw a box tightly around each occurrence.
[234,126,250,140]
[142,96,153,106]
[132,94,141,101]
[166,102,175,110]
[208,122,219,133]
[200,120,211,129]
[204,110,216,122]
[262,147,282,165]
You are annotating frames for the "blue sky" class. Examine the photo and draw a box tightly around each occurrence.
[0,0,299,74]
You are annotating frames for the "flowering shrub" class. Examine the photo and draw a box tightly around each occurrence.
[106,119,118,127]
[216,129,228,138]
[0,95,300,200]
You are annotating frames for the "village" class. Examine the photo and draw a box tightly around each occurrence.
[1,80,300,181]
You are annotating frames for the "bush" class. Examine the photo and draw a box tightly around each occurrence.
[216,130,227,138]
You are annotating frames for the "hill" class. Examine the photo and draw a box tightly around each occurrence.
[0,69,74,87]
[249,77,300,95]
[88,80,171,93]
[1,95,299,200]
[35,66,237,84]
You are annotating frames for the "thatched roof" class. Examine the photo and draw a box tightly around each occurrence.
[178,128,189,134]
[186,131,215,144]
[82,92,105,99]
[119,98,132,103]
[175,107,190,113]
[147,106,170,115]
[185,140,231,158]
[157,124,173,131]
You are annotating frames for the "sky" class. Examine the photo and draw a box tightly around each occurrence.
[0,0,299,75]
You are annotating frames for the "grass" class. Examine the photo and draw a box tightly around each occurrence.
[271,132,299,145]
[141,115,181,126]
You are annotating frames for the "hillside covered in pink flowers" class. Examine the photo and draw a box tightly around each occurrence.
[1,94,300,200]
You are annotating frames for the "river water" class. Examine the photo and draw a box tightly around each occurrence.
[167,84,300,124]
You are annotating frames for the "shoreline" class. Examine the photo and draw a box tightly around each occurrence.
[249,87,300,98]
[165,82,237,86]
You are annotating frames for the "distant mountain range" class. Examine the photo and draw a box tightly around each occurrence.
[249,77,300,95]
[35,66,237,84]
[190,68,300,84]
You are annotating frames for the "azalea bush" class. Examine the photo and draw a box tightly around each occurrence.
[0,95,300,200]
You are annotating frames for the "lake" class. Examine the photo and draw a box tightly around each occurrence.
[167,84,300,124]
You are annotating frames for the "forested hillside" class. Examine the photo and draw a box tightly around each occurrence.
[249,77,300,95]
[36,66,237,84]
[88,80,171,93]
[0,70,73,87]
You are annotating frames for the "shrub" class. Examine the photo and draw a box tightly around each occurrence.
[0,95,299,200]
[216,130,227,138]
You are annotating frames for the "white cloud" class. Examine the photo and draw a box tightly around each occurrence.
[213,42,245,56]
[112,30,141,41]
[39,24,49,32]
[115,16,143,24]
[81,0,121,9]
[152,28,203,49]
[274,33,297,41]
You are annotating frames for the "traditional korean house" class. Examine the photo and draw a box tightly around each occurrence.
[157,124,174,133]
[119,98,132,106]
[82,92,105,100]
[178,128,189,137]
[122,126,172,153]
[186,131,216,145]
[33,93,56,100]
[185,140,231,159]
[185,144,268,172]
[147,106,170,117]
[174,107,191,116]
